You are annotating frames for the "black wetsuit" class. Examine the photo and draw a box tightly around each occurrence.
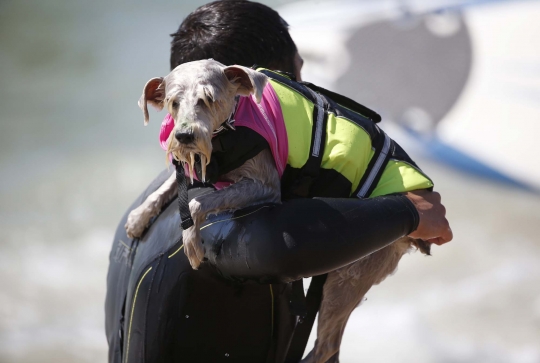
[105,169,419,363]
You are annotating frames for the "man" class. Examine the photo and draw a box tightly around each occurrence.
[106,2,452,362]
[168,0,449,245]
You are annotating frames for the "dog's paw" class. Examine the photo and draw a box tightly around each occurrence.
[125,204,155,239]
[182,226,205,270]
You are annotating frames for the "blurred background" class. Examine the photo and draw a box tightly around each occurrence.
[1,0,539,362]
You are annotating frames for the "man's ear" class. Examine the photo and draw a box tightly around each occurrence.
[138,77,165,125]
[223,66,268,103]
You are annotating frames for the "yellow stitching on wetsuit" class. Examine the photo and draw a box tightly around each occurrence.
[168,205,269,259]
[168,245,184,259]
[270,285,274,338]
[200,205,270,231]
[124,266,153,363]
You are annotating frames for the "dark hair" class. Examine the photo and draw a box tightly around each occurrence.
[170,0,297,73]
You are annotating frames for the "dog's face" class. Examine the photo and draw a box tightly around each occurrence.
[139,59,268,181]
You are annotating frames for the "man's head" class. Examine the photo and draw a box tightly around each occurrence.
[170,0,302,78]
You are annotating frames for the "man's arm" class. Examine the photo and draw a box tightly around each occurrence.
[199,191,451,283]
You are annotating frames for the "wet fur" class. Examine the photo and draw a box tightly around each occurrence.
[126,60,430,363]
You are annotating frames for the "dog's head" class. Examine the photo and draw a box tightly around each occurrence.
[139,59,268,180]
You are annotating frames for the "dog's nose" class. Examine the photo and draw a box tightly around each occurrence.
[175,131,195,144]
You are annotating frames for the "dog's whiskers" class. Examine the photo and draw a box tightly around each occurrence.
[200,154,207,183]
[166,142,209,184]
[189,152,196,184]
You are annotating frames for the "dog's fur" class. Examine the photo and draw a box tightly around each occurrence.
[125,59,429,363]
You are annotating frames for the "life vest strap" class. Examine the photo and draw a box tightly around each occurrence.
[259,69,319,105]
[299,80,381,123]
[259,69,331,195]
[283,274,328,363]
[173,159,194,230]
[302,86,329,179]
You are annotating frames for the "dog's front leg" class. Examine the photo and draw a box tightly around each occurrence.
[125,171,177,238]
[183,176,280,270]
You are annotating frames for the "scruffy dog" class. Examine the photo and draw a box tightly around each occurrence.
[125,59,429,363]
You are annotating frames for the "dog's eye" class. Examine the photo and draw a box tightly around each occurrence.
[197,98,212,107]
[203,87,214,104]
[172,101,179,109]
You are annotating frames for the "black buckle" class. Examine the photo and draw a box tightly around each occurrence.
[289,280,307,318]
[180,217,194,230]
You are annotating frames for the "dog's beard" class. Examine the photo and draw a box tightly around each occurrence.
[167,132,211,183]
[166,103,232,183]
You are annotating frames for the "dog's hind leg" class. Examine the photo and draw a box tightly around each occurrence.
[303,267,375,363]
[125,171,177,238]
[305,238,413,363]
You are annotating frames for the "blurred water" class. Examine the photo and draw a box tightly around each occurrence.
[1,1,539,363]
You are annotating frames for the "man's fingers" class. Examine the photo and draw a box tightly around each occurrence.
[441,225,453,243]
[426,226,453,245]
[432,191,442,204]
[435,218,453,244]
[439,203,446,217]
[427,237,445,245]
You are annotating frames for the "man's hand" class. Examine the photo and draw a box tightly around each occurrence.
[405,190,453,245]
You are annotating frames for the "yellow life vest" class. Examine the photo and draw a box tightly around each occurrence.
[258,69,433,199]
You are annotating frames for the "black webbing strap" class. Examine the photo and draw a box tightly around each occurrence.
[353,131,394,199]
[173,159,194,230]
[284,274,328,363]
[259,69,330,197]
[288,280,308,318]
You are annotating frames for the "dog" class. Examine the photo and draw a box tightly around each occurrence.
[125,59,430,363]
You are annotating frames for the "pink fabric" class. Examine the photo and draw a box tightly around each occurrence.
[234,83,288,176]
[159,83,288,189]
[159,113,174,151]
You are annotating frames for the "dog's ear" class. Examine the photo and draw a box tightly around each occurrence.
[223,66,268,104]
[139,77,165,125]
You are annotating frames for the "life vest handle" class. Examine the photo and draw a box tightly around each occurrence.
[299,81,382,123]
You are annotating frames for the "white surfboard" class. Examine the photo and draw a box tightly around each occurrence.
[279,0,540,191]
